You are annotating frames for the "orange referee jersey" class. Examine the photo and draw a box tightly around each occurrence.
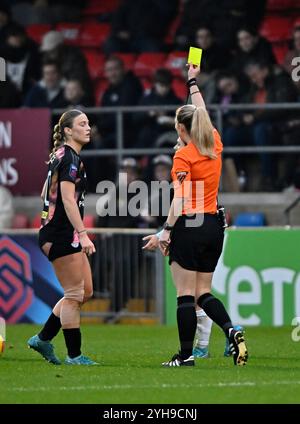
[171,128,223,214]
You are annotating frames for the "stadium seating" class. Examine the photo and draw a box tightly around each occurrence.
[12,214,29,229]
[55,23,81,45]
[272,42,289,64]
[83,214,96,241]
[94,78,109,105]
[82,49,105,80]
[115,53,137,71]
[79,23,110,48]
[83,0,120,16]
[31,213,42,229]
[26,24,52,44]
[233,212,266,227]
[172,77,187,101]
[165,52,187,77]
[134,53,167,77]
[260,16,292,42]
[266,0,296,11]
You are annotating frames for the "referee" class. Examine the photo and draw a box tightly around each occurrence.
[159,64,248,367]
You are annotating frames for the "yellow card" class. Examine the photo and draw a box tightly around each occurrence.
[188,46,202,66]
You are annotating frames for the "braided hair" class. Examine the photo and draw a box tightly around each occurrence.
[48,109,83,162]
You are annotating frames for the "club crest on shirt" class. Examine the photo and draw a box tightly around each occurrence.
[69,164,78,180]
[176,171,188,184]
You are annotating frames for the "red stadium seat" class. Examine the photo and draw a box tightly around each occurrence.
[134,53,167,77]
[79,23,110,48]
[115,53,137,71]
[172,77,187,101]
[94,78,109,105]
[55,23,81,45]
[31,213,41,229]
[140,77,152,93]
[26,24,52,44]
[83,214,96,241]
[260,17,292,42]
[272,42,289,64]
[165,52,187,77]
[82,49,105,80]
[294,17,300,28]
[12,214,29,229]
[83,0,120,16]
[266,0,295,11]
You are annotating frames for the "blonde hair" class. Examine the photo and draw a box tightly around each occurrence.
[48,109,83,161]
[175,105,216,159]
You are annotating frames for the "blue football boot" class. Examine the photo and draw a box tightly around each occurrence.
[28,334,61,365]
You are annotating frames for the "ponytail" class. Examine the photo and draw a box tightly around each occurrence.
[48,124,64,161]
[190,107,216,159]
[48,109,83,162]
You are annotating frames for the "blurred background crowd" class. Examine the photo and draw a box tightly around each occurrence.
[1,0,300,230]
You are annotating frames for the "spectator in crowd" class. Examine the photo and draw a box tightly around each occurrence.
[104,0,178,54]
[175,0,266,50]
[40,31,91,92]
[0,186,14,229]
[134,69,181,149]
[140,155,173,228]
[224,60,298,190]
[98,56,143,148]
[0,23,41,95]
[62,79,93,109]
[283,26,300,98]
[97,158,147,228]
[11,0,86,26]
[191,26,231,103]
[24,59,65,108]
[231,27,276,76]
[213,72,248,191]
[0,77,21,108]
[0,4,12,45]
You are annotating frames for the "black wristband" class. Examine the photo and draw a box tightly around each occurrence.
[163,222,174,231]
[187,78,197,88]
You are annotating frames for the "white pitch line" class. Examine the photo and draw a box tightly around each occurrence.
[6,380,300,393]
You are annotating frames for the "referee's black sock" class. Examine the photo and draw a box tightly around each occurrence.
[63,328,81,358]
[38,313,61,341]
[177,295,197,359]
[197,293,232,338]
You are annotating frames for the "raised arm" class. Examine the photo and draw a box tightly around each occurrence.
[187,64,206,109]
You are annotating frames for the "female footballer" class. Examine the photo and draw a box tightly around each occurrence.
[28,109,97,365]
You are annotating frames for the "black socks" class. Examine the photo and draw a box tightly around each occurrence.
[38,313,61,341]
[63,328,81,358]
[197,293,232,338]
[177,295,197,359]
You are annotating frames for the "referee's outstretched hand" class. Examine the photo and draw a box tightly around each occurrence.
[142,234,159,251]
[187,63,200,80]
[159,230,171,257]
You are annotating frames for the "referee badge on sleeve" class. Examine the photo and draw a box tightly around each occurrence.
[176,171,188,184]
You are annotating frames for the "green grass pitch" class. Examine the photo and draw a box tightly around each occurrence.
[0,324,299,404]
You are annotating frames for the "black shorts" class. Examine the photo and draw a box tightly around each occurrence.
[169,213,224,272]
[39,235,82,262]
